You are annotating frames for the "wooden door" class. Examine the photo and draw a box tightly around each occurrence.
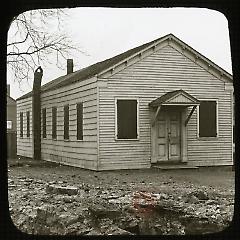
[168,111,181,161]
[156,110,181,162]
[156,111,168,161]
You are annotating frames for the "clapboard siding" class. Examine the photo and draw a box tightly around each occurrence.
[98,45,232,169]
[186,91,232,166]
[40,77,98,169]
[16,77,98,169]
[41,153,97,170]
[16,96,33,158]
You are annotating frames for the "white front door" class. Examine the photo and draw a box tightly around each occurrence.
[156,110,181,162]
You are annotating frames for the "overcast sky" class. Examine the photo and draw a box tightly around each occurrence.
[7,7,232,99]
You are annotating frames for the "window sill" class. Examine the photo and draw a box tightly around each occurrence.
[115,138,139,141]
[197,136,218,141]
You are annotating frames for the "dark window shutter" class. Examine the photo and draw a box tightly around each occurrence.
[64,105,69,140]
[26,111,30,137]
[117,100,137,139]
[199,101,217,137]
[20,112,23,137]
[52,107,57,139]
[42,108,46,138]
[77,103,83,140]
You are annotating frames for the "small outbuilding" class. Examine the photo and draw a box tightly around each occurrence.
[16,34,234,170]
[7,84,17,158]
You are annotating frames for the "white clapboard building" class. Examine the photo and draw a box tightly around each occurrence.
[16,34,234,170]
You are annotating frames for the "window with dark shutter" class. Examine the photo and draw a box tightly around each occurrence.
[77,103,83,140]
[42,108,46,138]
[64,105,69,140]
[117,99,138,139]
[20,112,23,138]
[52,107,57,139]
[199,101,217,137]
[26,111,30,137]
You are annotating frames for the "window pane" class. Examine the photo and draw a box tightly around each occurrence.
[117,100,137,139]
[64,105,69,140]
[199,101,217,137]
[42,108,46,138]
[52,107,57,139]
[77,103,83,140]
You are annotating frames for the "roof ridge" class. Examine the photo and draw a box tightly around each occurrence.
[17,33,232,101]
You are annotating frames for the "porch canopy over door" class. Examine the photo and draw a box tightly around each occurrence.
[149,90,200,162]
[149,89,200,127]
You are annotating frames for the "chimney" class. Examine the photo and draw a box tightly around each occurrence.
[7,84,10,96]
[32,67,43,160]
[67,59,73,74]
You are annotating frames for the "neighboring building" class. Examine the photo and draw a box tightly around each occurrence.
[7,84,17,158]
[16,34,233,170]
[233,93,235,164]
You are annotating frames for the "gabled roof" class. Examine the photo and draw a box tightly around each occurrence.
[149,90,200,107]
[17,33,233,101]
[7,95,16,104]
[17,36,166,101]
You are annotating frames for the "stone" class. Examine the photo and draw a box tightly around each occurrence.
[107,227,133,235]
[88,205,120,218]
[123,205,136,213]
[59,213,81,227]
[46,184,78,195]
[62,196,74,203]
[152,193,168,200]
[107,194,120,200]
[206,200,217,205]
[187,195,199,204]
[193,190,209,200]
[86,229,103,235]
[36,205,56,222]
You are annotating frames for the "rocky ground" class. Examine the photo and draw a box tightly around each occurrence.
[8,159,235,235]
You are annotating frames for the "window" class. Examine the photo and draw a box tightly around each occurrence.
[116,99,138,139]
[77,103,83,140]
[7,120,12,129]
[42,108,46,138]
[52,107,57,139]
[20,112,23,137]
[199,101,217,137]
[64,105,69,140]
[26,111,30,137]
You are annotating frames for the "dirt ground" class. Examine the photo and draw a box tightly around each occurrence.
[8,158,235,235]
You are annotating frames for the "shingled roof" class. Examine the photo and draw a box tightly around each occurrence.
[17,35,166,100]
[17,33,232,101]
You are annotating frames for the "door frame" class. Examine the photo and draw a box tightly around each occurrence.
[150,107,188,163]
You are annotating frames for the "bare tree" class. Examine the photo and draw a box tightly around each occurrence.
[7,9,79,84]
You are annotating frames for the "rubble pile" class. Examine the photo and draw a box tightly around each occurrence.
[8,174,234,235]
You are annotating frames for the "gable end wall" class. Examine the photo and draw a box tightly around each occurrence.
[98,45,233,170]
